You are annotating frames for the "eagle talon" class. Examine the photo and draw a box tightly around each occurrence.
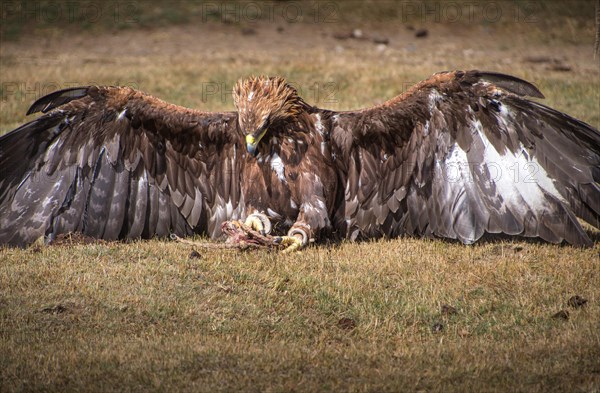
[244,213,272,235]
[279,226,309,253]
[279,235,304,253]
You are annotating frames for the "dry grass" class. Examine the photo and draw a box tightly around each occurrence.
[1,1,599,391]
[1,239,599,392]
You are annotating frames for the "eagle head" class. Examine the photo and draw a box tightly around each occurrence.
[233,76,305,157]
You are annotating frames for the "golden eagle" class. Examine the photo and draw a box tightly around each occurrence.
[0,71,599,250]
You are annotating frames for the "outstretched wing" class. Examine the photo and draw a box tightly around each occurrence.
[328,70,600,246]
[0,86,243,247]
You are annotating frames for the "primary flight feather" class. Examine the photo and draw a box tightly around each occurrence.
[0,70,598,249]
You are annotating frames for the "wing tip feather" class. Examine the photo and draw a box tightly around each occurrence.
[26,87,90,115]
[473,71,545,99]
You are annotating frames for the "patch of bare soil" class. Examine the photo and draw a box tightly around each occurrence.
[2,20,597,76]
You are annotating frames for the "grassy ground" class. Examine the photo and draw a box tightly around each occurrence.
[1,1,599,391]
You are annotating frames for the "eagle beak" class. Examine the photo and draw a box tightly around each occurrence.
[245,128,267,157]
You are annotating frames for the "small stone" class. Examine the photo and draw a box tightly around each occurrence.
[432,322,444,333]
[568,295,588,308]
[372,36,389,45]
[351,29,363,39]
[441,304,458,315]
[415,28,428,38]
[337,317,357,330]
[551,310,570,320]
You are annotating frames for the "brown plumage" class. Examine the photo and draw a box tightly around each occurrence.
[233,76,307,127]
[0,70,599,248]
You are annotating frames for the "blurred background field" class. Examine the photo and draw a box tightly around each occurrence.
[1,1,599,391]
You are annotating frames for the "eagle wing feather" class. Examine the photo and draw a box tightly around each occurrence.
[329,70,600,246]
[0,86,243,246]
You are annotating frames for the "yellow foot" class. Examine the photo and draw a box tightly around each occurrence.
[244,213,272,235]
[277,235,304,253]
[277,225,310,253]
